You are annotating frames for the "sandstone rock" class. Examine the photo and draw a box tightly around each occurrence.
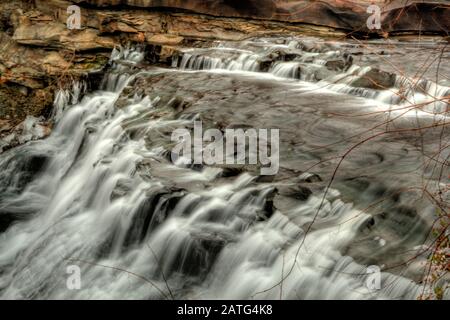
[13,17,66,46]
[145,44,181,65]
[13,15,117,51]
[72,0,449,34]
[147,34,184,46]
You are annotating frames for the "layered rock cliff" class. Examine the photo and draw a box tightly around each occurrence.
[72,0,450,34]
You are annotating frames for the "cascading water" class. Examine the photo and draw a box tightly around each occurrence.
[0,37,448,300]
[178,38,449,116]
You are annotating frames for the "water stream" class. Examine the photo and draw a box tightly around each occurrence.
[0,37,448,299]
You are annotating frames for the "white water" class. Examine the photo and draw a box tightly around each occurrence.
[0,44,443,299]
[178,40,449,117]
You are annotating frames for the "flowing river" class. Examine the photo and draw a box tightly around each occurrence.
[0,37,448,299]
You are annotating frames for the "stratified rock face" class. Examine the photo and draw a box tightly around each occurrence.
[72,0,450,33]
[74,0,279,17]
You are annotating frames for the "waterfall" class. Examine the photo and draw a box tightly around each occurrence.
[180,51,260,72]
[0,41,445,300]
[176,40,449,116]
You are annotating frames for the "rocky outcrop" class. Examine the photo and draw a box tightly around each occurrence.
[350,68,397,90]
[71,0,450,34]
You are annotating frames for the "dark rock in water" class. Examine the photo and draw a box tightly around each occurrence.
[265,49,299,63]
[0,152,47,231]
[259,187,277,221]
[258,49,303,73]
[190,163,204,172]
[0,152,47,195]
[343,202,429,282]
[220,166,244,178]
[145,44,175,65]
[325,60,347,71]
[149,188,277,278]
[23,154,47,178]
[351,68,397,90]
[0,212,15,232]
[298,173,322,183]
[256,174,276,183]
[325,54,353,72]
[259,58,274,73]
[122,186,186,247]
[277,185,312,201]
[164,230,232,279]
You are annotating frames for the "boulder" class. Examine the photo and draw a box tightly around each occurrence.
[351,68,397,90]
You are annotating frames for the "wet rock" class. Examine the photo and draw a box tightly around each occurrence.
[167,230,232,278]
[343,204,429,282]
[0,212,16,232]
[258,49,302,72]
[259,187,277,221]
[0,152,48,196]
[145,44,181,65]
[325,54,353,72]
[298,172,322,183]
[220,166,244,178]
[351,68,397,90]
[123,186,186,247]
[277,185,312,201]
[259,58,274,72]
[265,49,299,62]
[325,60,346,71]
